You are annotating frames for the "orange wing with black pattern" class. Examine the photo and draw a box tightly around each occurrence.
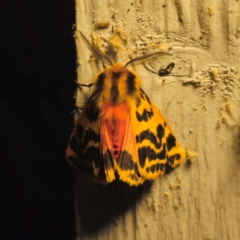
[131,89,185,181]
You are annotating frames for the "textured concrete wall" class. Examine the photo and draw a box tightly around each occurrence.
[74,0,240,239]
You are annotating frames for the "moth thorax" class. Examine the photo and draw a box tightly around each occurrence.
[100,102,129,120]
[95,63,141,106]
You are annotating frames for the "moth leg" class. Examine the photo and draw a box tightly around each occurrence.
[72,105,82,115]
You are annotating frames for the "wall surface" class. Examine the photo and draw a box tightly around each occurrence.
[73,0,240,239]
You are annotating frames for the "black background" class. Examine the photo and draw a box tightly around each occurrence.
[0,1,76,239]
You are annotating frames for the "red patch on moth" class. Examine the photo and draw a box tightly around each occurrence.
[101,102,129,160]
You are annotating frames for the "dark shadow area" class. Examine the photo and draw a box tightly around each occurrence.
[75,175,152,236]
[74,163,181,236]
[0,1,76,239]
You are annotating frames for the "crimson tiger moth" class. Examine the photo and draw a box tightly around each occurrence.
[66,31,185,186]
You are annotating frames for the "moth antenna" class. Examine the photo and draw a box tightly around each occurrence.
[79,31,113,66]
[124,51,172,68]
[72,105,82,115]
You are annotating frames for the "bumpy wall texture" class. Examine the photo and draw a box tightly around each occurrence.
[73,0,240,239]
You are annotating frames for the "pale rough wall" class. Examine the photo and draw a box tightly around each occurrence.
[74,0,240,239]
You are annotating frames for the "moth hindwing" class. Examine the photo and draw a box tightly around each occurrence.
[66,63,185,186]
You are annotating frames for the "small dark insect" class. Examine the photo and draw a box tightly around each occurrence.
[159,62,175,76]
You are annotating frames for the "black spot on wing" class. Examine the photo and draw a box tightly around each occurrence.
[136,124,164,149]
[168,154,181,165]
[136,109,153,122]
[102,149,115,170]
[136,90,154,122]
[136,97,141,108]
[165,154,181,174]
[118,150,141,176]
[166,134,176,151]
[146,163,165,173]
[138,144,166,168]
[157,124,165,140]
[156,163,165,172]
[117,151,132,170]
[164,163,174,174]
[80,128,100,151]
[127,72,136,95]
[136,129,161,149]
[119,151,135,169]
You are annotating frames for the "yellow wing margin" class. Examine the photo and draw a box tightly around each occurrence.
[130,89,185,180]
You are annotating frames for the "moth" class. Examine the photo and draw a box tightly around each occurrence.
[66,31,185,186]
